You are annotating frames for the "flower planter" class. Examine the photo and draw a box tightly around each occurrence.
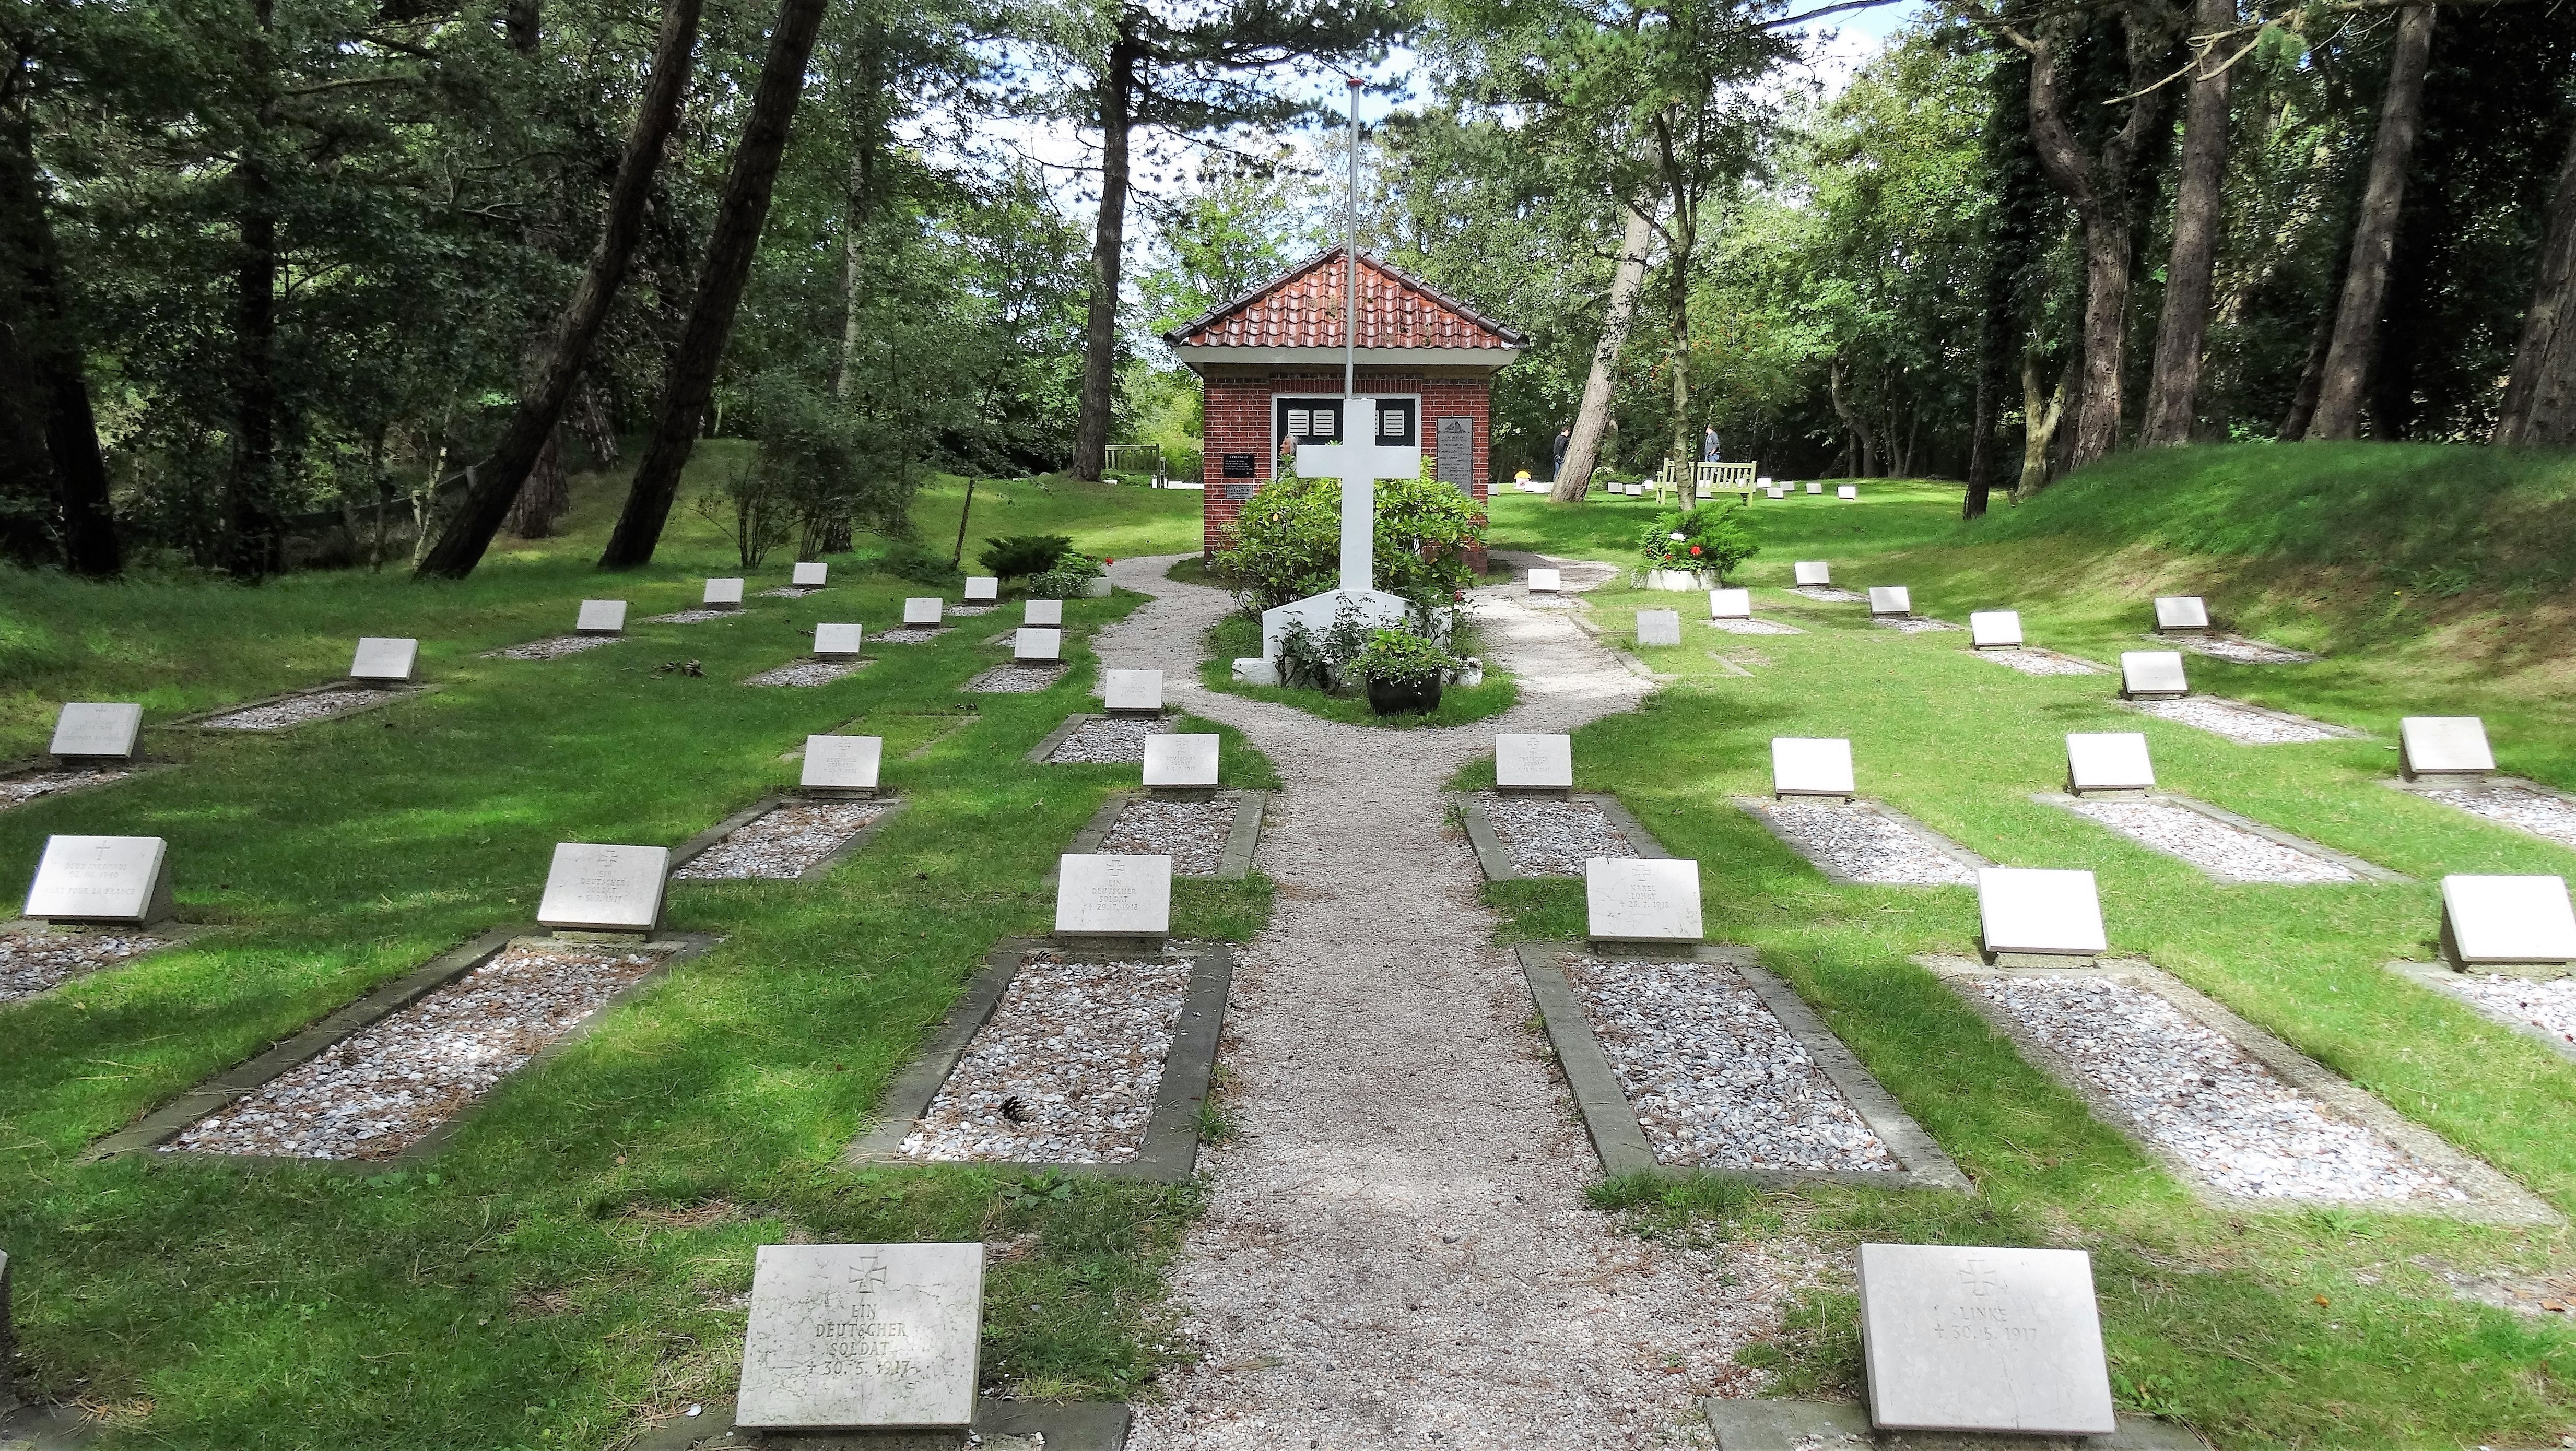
[1366,675,1444,716]
[1646,569,1712,592]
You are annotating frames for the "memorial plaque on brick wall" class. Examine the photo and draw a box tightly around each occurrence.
[575,599,628,635]
[2119,651,2189,699]
[2401,716,2495,778]
[1636,610,1682,647]
[1056,854,1172,937]
[1857,1243,2116,1436]
[1969,611,2022,649]
[349,636,418,683]
[1495,733,1573,791]
[1221,453,1256,478]
[2152,596,2209,632]
[1977,867,2107,960]
[1527,568,1562,594]
[903,597,943,626]
[1143,734,1220,789]
[50,702,144,762]
[703,578,745,609]
[1868,586,1912,618]
[2066,733,2155,794]
[963,577,999,603]
[813,624,864,658]
[1024,599,1063,627]
[2442,874,2576,965]
[793,562,828,588]
[802,735,883,794]
[1772,737,1856,799]
[1437,417,1474,493]
[1709,588,1751,620]
[24,834,173,926]
[1794,561,1831,586]
[1585,857,1703,942]
[1014,628,1062,663]
[735,1242,983,1431]
[536,842,669,934]
[1103,669,1163,714]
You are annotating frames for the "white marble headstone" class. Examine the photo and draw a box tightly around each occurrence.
[2119,651,2189,698]
[50,703,143,762]
[23,834,172,925]
[1857,1243,2116,1436]
[1102,669,1163,713]
[1794,561,1831,586]
[1055,854,1171,936]
[348,636,418,683]
[2401,716,2493,777]
[2152,596,2209,632]
[575,599,628,635]
[1772,737,1857,798]
[1024,598,1064,627]
[1636,610,1682,647]
[1014,628,1062,663]
[963,576,999,603]
[1143,734,1219,789]
[736,1242,982,1431]
[1527,568,1562,594]
[813,624,864,657]
[1977,867,2107,958]
[1969,611,2022,649]
[1767,487,1786,500]
[1838,485,1859,500]
[2065,733,2155,793]
[1868,586,1912,617]
[801,735,882,793]
[536,843,669,934]
[703,578,745,609]
[1585,858,1703,942]
[792,562,828,587]
[2442,874,2576,965]
[1495,733,1573,791]
[1709,588,1752,620]
[902,597,943,626]
[1806,481,1824,494]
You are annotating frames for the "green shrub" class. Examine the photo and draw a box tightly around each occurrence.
[1638,503,1758,579]
[978,534,1074,579]
[878,540,961,586]
[1349,626,1461,684]
[1028,552,1107,598]
[1212,475,1481,614]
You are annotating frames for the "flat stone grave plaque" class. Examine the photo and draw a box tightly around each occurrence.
[575,599,627,634]
[813,623,864,658]
[902,597,943,626]
[1495,733,1573,791]
[1767,487,1786,499]
[1857,1243,2116,1436]
[703,577,745,609]
[963,576,999,603]
[1868,586,1912,617]
[2402,716,2494,778]
[1709,588,1752,620]
[349,636,418,683]
[792,561,828,587]
[1527,567,1561,593]
[1978,866,2107,960]
[1055,853,1171,936]
[1014,627,1063,663]
[1838,485,1860,500]
[1772,737,1856,798]
[802,734,882,793]
[1024,598,1064,627]
[2066,732,2155,794]
[1969,610,2022,649]
[536,842,669,934]
[2442,874,2576,965]
[736,1242,982,1432]
[2120,651,2189,699]
[1103,668,1163,713]
[25,834,172,925]
[1586,857,1702,942]
[50,702,144,761]
[1806,481,1824,494]
[1794,561,1831,586]
[1143,733,1220,789]
[1636,610,1682,647]
[2153,595,2210,632]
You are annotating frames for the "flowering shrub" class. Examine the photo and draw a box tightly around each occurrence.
[1637,503,1758,580]
[1027,552,1105,597]
[1213,475,1483,615]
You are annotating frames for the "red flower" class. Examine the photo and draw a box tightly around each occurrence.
[1688,545,1702,556]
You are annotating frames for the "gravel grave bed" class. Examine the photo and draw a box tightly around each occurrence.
[2178,635,2318,665]
[743,658,871,688]
[0,768,133,811]
[0,928,173,1002]
[642,608,735,624]
[899,951,1193,1163]
[2128,695,2343,744]
[199,689,392,731]
[1708,617,1802,634]
[948,603,997,616]
[1744,799,1974,886]
[1789,586,1864,603]
[2062,797,2357,883]
[1967,975,2464,1204]
[1474,791,1633,876]
[1046,717,1168,763]
[874,625,947,644]
[2423,784,2576,850]
[2430,974,2576,1052]
[1563,957,1896,1173]
[165,940,674,1160]
[966,664,1068,693]
[758,586,821,598]
[1872,616,1962,634]
[1978,647,2103,676]
[674,800,889,879]
[1100,798,1234,875]
[486,634,620,660]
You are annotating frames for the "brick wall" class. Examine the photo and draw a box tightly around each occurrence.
[1197,365,1497,558]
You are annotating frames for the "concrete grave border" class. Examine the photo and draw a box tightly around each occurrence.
[90,929,721,1169]
[172,681,438,732]
[2114,694,2363,739]
[0,918,221,1009]
[631,1396,1131,1450]
[1024,711,1172,765]
[1698,1397,2205,1450]
[1733,796,1991,886]
[1969,644,2105,674]
[1919,953,2557,1224]
[1515,941,1967,1191]
[2031,791,2404,883]
[1057,789,1265,881]
[1454,791,1672,883]
[963,663,1071,694]
[2153,631,2320,664]
[841,936,1232,1183]
[667,795,910,883]
[2382,772,2576,841]
[2389,959,2576,1056]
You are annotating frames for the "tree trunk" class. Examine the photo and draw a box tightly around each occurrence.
[1556,199,1653,501]
[1965,305,1999,518]
[1654,110,1699,470]
[225,0,284,581]
[1828,357,1877,476]
[2494,125,2576,442]
[569,379,618,467]
[1069,30,1138,482]
[2307,4,2438,440]
[0,54,116,575]
[501,431,568,537]
[2141,0,2236,445]
[833,133,875,403]
[414,0,704,580]
[2017,350,2069,500]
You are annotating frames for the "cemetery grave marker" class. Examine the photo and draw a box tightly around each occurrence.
[349,637,418,684]
[802,735,883,797]
[1495,733,1574,796]
[50,703,143,763]
[1103,668,1164,715]
[574,599,628,635]
[1867,586,1912,618]
[2402,716,2495,781]
[963,576,999,603]
[1969,611,2022,650]
[1794,561,1832,586]
[1142,734,1221,796]
[1055,853,1172,942]
[792,562,828,588]
[1838,485,1859,500]
[902,597,944,626]
[1772,738,1857,800]
[2442,874,2576,968]
[2154,595,2210,632]
[24,834,174,926]
[1014,627,1063,663]
[2120,651,2190,700]
[1527,567,1561,593]
[535,843,669,936]
[1767,486,1786,499]
[702,578,745,611]
[1708,588,1752,620]
[1024,598,1064,627]
[1857,1243,2116,1436]
[735,1242,982,1433]
[1977,866,2107,964]
[1636,610,1682,647]
[1585,857,1703,945]
[2066,733,2155,795]
[1806,480,1824,494]
[812,624,864,658]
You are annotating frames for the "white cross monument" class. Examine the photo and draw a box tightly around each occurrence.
[1256,402,1423,663]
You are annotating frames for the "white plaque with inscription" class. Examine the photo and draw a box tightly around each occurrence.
[2401,716,2493,777]
[1143,734,1219,789]
[2152,595,2209,632]
[25,834,173,925]
[1527,568,1561,594]
[536,843,669,934]
[1495,733,1573,791]
[1708,588,1751,620]
[736,1242,983,1431]
[813,623,864,658]
[1103,669,1164,714]
[1978,867,2107,958]
[802,735,882,794]
[1635,610,1681,647]
[1969,611,2021,649]
[2066,733,2154,794]
[793,562,828,587]
[1857,1243,2115,1435]
[348,637,418,683]
[575,599,628,635]
[902,597,943,626]
[1867,586,1912,618]
[1014,628,1063,663]
[1793,561,1831,586]
[50,702,144,762]
[1585,858,1702,942]
[1772,738,1856,799]
[1056,854,1172,936]
[703,578,745,609]
[1024,598,1064,627]
[962,576,999,603]
[2119,651,2189,699]
[2443,874,2576,965]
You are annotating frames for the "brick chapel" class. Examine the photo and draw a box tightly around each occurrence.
[1161,247,1527,557]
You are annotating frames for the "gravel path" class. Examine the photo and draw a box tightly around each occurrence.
[1047,717,1170,763]
[1977,647,2103,677]
[1708,618,1802,635]
[642,609,735,624]
[167,940,672,1159]
[0,928,171,1002]
[1101,555,1807,1450]
[743,658,872,688]
[1100,798,1235,876]
[899,951,1194,1164]
[1563,957,1896,1173]
[1967,975,2464,1204]
[0,768,133,811]
[674,800,889,879]
[1742,799,1976,886]
[198,689,393,730]
[2062,797,2358,883]
[1475,791,1635,877]
[966,664,1068,693]
[486,634,621,661]
[2127,696,2344,744]
[2178,635,2317,665]
[2424,784,2576,850]
[2430,974,2576,1051]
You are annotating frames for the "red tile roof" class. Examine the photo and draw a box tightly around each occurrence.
[1163,247,1527,351]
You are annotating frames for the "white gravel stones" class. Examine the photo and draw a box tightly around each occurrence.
[1564,956,1896,1172]
[1475,791,1634,876]
[643,608,734,624]
[1978,648,2103,677]
[1791,585,1864,603]
[674,800,888,879]
[1709,617,1802,634]
[1048,717,1169,763]
[487,634,621,660]
[166,940,672,1160]
[0,927,171,1002]
[2429,974,2576,1052]
[1873,616,1962,634]
[0,769,131,812]
[1100,798,1235,876]
[2061,798,2358,883]
[2424,784,2576,850]
[743,658,871,688]
[965,664,1067,693]
[875,625,947,644]
[1743,799,1975,886]
[757,585,821,598]
[899,952,1192,1164]
[2126,696,2343,744]
[948,603,996,617]
[198,689,390,730]
[1966,975,2463,1205]
[2178,635,2317,665]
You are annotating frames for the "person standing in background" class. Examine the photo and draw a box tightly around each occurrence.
[1702,423,1722,462]
[1551,424,1571,480]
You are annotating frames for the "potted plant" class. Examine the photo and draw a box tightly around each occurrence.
[1351,627,1459,716]
[1637,503,1759,589]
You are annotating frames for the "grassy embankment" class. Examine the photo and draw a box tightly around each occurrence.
[1476,449,2576,1449]
[0,457,1261,1449]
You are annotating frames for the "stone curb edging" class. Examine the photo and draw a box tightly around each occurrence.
[1051,791,1265,882]
[168,681,438,732]
[1454,791,1671,883]
[1732,796,1991,887]
[2032,790,2404,884]
[1025,712,1098,764]
[629,1396,1130,1450]
[668,795,910,884]
[1698,1397,2207,1449]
